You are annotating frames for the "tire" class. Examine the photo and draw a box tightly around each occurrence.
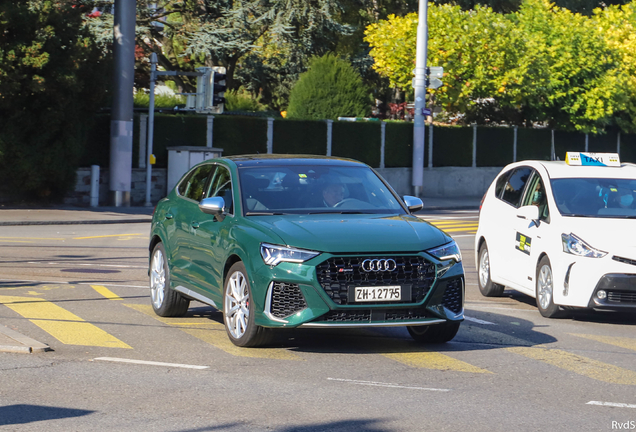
[149,243,190,317]
[223,262,271,347]
[535,256,564,318]
[477,242,505,297]
[407,322,460,343]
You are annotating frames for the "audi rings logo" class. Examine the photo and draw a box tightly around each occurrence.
[361,259,397,272]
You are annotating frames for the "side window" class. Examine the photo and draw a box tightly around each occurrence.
[495,170,512,199]
[179,165,214,201]
[522,172,550,222]
[208,166,234,214]
[501,167,532,208]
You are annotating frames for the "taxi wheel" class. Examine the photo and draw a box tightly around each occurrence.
[535,256,565,318]
[478,243,505,297]
[407,322,460,343]
[150,243,190,317]
[223,262,271,347]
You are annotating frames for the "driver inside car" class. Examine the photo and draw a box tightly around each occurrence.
[322,183,346,207]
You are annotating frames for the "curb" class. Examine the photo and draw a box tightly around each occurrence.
[0,324,50,354]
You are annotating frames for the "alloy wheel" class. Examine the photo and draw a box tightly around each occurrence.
[150,248,165,309]
[537,264,553,310]
[479,249,490,288]
[224,271,250,339]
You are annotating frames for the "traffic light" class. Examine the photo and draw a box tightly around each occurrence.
[194,66,227,113]
[211,66,226,109]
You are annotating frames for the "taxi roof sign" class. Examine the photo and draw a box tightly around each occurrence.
[565,152,621,167]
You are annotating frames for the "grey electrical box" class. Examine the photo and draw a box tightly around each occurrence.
[167,146,224,192]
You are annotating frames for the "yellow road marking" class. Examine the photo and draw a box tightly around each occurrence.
[383,351,491,373]
[430,222,479,227]
[73,234,145,240]
[125,304,302,361]
[91,285,123,301]
[439,227,478,233]
[0,295,131,349]
[571,334,636,352]
[508,346,636,385]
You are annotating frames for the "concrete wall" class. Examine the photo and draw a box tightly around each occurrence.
[376,167,502,197]
[65,166,501,206]
[65,168,167,206]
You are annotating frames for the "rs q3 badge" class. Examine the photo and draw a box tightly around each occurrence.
[515,232,532,255]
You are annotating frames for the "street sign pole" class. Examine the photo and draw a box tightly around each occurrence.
[412,0,429,198]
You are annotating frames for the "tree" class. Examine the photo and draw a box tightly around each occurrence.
[365,0,631,132]
[0,1,110,200]
[286,54,371,120]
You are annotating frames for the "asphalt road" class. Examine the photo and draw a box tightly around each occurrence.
[1,211,635,432]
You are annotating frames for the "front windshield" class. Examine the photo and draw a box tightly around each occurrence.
[238,165,405,215]
[551,178,636,218]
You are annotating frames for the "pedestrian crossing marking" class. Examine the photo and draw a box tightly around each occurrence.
[571,334,636,352]
[125,303,303,361]
[0,295,131,349]
[91,285,123,301]
[507,346,636,385]
[427,220,479,234]
[383,351,491,373]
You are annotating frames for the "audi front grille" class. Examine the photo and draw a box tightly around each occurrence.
[315,256,436,305]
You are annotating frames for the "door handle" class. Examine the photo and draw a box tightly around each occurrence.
[165,213,173,220]
[191,222,200,229]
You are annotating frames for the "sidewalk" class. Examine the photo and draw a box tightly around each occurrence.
[0,196,480,226]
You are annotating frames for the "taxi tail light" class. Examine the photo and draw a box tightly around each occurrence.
[479,192,486,212]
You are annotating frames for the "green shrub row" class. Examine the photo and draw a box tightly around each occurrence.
[81,114,636,169]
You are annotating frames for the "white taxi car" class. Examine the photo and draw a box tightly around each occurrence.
[475,152,636,317]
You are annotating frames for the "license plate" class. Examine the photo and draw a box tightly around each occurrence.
[354,286,401,302]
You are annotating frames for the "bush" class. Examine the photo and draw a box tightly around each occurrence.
[0,2,110,202]
[287,54,372,120]
[225,88,267,112]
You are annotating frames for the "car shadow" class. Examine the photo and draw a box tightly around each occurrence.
[186,306,557,355]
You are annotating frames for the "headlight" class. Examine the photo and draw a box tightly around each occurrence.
[260,243,320,266]
[427,241,462,263]
[561,233,607,258]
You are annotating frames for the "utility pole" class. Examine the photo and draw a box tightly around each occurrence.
[412,0,429,197]
[109,0,136,206]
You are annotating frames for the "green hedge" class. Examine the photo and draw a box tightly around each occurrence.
[331,121,381,167]
[476,127,514,167]
[433,125,472,167]
[384,122,413,168]
[273,119,326,155]
[80,115,636,171]
[517,128,552,161]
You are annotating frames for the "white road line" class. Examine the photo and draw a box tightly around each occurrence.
[464,316,497,325]
[0,278,147,289]
[27,262,146,269]
[587,401,636,409]
[94,357,209,370]
[467,305,536,312]
[327,378,450,392]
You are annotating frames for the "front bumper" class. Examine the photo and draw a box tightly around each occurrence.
[252,252,464,328]
[556,253,636,310]
[587,274,636,309]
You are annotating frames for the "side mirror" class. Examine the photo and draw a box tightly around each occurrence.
[199,197,226,219]
[517,205,539,222]
[403,195,424,213]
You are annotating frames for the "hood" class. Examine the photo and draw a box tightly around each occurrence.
[249,214,450,253]
[559,217,636,258]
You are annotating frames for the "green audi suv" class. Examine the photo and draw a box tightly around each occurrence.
[149,155,464,347]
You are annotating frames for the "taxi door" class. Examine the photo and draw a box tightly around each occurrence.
[492,166,534,285]
[509,172,551,294]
